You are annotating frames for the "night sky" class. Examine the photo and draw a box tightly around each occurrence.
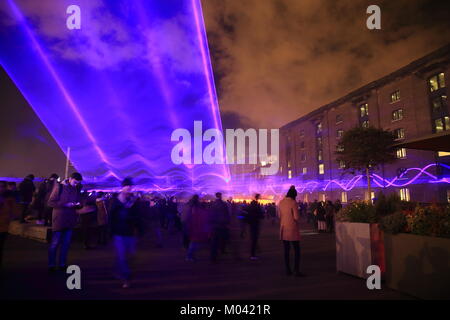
[1,0,450,178]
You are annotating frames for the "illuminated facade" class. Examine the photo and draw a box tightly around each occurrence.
[279,44,450,203]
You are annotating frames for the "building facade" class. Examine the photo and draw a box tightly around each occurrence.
[279,44,450,204]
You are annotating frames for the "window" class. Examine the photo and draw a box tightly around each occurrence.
[317,137,323,147]
[299,130,305,138]
[429,72,446,92]
[399,188,410,201]
[319,193,326,202]
[302,167,307,174]
[339,160,346,169]
[304,193,309,203]
[431,95,447,113]
[392,109,403,121]
[393,128,405,140]
[316,123,322,135]
[318,163,325,175]
[434,116,450,133]
[362,120,370,128]
[337,144,344,152]
[396,148,407,159]
[341,192,348,203]
[447,190,450,204]
[300,141,305,149]
[390,90,401,103]
[288,170,292,179]
[301,154,306,162]
[318,150,323,161]
[336,114,343,124]
[337,129,344,138]
[365,191,376,202]
[438,151,450,157]
[359,103,369,117]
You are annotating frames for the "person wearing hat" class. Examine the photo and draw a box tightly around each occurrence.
[109,177,144,288]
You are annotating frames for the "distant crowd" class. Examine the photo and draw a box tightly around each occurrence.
[0,173,343,288]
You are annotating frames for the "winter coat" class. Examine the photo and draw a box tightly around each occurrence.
[185,204,210,242]
[278,197,301,241]
[96,198,109,226]
[48,183,81,231]
[109,197,144,237]
[209,199,230,230]
[18,179,35,203]
[0,191,16,233]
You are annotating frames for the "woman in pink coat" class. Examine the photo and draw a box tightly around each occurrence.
[277,186,304,276]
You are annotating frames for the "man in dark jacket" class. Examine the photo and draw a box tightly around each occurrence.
[47,172,82,272]
[209,192,230,262]
[109,177,144,288]
[245,194,264,260]
[18,174,35,223]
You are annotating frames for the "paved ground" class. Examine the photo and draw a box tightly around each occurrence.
[0,217,414,300]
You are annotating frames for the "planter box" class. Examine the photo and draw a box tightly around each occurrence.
[336,222,385,278]
[384,233,450,299]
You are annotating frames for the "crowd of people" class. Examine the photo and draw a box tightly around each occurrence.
[0,173,343,288]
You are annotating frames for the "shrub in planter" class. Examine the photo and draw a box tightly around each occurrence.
[336,201,377,223]
[407,205,450,238]
[374,192,402,218]
[380,212,407,234]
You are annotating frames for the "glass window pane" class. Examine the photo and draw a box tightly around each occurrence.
[429,75,439,92]
[435,118,444,132]
[445,117,450,131]
[438,72,445,88]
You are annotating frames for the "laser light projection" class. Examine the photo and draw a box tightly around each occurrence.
[0,0,229,190]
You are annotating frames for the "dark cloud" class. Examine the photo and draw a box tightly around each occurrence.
[203,0,450,128]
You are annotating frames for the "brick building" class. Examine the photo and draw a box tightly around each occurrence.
[279,44,450,204]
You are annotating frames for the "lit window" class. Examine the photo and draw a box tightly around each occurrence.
[341,192,348,203]
[438,151,450,157]
[362,120,370,128]
[318,150,323,161]
[390,90,401,103]
[393,128,405,140]
[288,170,292,179]
[399,188,410,201]
[339,160,345,169]
[337,144,344,152]
[337,129,344,138]
[336,114,343,124]
[435,118,444,132]
[447,190,450,204]
[365,191,376,202]
[396,148,407,159]
[392,109,403,121]
[359,103,369,117]
[318,163,325,175]
[319,193,326,202]
[316,122,322,135]
[302,167,307,174]
[304,193,309,202]
[287,160,292,168]
[429,72,446,92]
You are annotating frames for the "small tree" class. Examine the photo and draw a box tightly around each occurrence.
[336,126,396,201]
